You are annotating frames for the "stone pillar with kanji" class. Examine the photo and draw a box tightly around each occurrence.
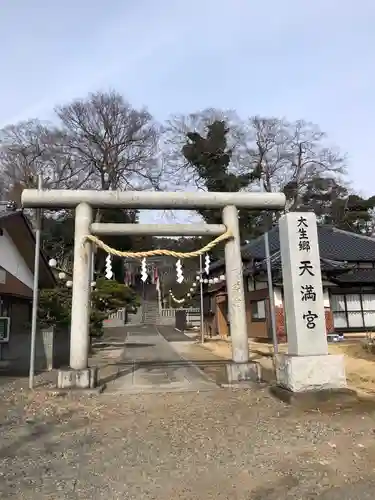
[275,212,347,393]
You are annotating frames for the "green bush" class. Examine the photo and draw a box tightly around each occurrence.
[38,278,139,337]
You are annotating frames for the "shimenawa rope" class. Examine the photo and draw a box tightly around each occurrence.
[170,294,186,304]
[84,229,232,259]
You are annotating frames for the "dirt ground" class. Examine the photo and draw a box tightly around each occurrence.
[201,337,375,395]
[2,375,375,499]
[2,329,375,499]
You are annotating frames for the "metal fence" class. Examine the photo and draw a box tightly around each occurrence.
[161,308,200,317]
[106,307,201,329]
[103,308,127,327]
[109,308,126,321]
[160,308,201,329]
[186,310,201,328]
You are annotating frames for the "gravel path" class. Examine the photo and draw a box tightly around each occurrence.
[1,377,375,499]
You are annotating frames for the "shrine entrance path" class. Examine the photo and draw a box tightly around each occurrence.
[104,325,219,394]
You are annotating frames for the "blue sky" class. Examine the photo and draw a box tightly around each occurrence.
[1,0,374,222]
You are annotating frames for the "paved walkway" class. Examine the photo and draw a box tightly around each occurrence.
[105,325,218,394]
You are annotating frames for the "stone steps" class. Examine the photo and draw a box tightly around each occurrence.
[142,300,160,325]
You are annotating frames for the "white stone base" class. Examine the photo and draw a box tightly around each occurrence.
[275,354,347,392]
[57,367,98,389]
[225,362,261,384]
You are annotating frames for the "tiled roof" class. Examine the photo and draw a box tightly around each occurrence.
[330,269,375,284]
[242,226,375,262]
[0,209,19,221]
[203,282,226,296]
[245,252,353,275]
[210,224,375,273]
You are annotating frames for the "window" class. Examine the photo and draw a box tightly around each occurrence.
[0,296,11,317]
[251,300,266,321]
[357,262,374,269]
[248,279,268,292]
[331,293,375,329]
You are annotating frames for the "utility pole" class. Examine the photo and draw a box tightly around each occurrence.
[260,177,278,354]
[29,174,42,389]
[199,254,204,343]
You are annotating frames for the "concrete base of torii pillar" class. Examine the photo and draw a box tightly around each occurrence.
[223,361,262,386]
[57,367,98,390]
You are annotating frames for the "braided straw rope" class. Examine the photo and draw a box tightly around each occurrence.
[171,295,186,304]
[84,229,232,260]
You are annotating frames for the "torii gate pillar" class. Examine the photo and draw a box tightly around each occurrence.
[223,205,260,382]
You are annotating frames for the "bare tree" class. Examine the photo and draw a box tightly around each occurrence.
[166,111,347,207]
[0,120,83,193]
[55,90,161,191]
[163,110,348,235]
[245,117,347,210]
[0,90,162,198]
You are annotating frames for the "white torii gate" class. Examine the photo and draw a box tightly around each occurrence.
[22,189,285,389]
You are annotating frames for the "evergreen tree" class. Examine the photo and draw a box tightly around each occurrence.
[182,120,260,241]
